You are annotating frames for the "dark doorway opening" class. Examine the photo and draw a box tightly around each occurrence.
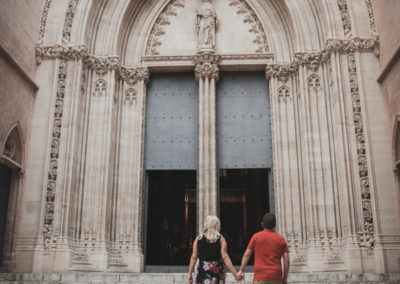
[145,170,196,266]
[0,164,12,266]
[219,168,270,265]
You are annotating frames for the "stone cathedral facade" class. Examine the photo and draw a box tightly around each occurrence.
[1,0,400,280]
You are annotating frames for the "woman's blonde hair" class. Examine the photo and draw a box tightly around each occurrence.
[199,215,221,243]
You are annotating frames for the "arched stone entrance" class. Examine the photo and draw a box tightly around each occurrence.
[12,0,399,276]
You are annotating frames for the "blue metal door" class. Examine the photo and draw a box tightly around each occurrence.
[217,72,272,169]
[145,73,198,170]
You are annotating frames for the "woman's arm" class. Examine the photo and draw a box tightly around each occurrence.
[239,248,253,278]
[188,238,198,283]
[220,236,241,280]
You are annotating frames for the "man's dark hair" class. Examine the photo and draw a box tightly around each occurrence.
[262,213,276,230]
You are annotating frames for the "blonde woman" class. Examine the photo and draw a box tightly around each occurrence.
[188,215,242,283]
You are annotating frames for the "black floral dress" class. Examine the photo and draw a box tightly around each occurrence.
[196,235,226,284]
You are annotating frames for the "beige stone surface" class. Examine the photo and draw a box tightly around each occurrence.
[0,0,400,277]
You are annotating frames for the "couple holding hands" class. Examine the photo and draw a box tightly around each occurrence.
[188,213,290,284]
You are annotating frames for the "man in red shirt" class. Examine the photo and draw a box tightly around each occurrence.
[238,213,290,284]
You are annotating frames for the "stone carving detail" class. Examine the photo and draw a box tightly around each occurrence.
[93,79,107,97]
[120,66,150,85]
[196,0,218,51]
[146,0,186,55]
[277,85,290,101]
[338,0,375,254]
[266,63,298,83]
[36,44,89,65]
[307,74,321,88]
[124,88,137,105]
[38,0,52,43]
[84,55,120,76]
[265,36,380,82]
[228,0,268,53]
[326,36,380,57]
[43,60,67,252]
[193,52,220,81]
[364,0,377,35]
[63,0,80,43]
[337,0,352,37]
[43,0,80,253]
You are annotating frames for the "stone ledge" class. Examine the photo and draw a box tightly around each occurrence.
[1,273,400,284]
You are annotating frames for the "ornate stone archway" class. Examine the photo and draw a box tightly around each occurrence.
[14,0,399,275]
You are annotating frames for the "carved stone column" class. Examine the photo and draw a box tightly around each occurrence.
[194,52,219,230]
[115,67,149,272]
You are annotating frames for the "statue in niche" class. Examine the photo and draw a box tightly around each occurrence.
[196,0,218,51]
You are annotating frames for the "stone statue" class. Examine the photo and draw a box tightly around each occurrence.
[196,0,217,51]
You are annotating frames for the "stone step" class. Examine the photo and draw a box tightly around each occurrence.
[0,273,400,284]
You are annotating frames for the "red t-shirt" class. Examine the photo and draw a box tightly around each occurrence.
[247,229,289,281]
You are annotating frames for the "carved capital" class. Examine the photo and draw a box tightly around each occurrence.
[120,66,150,85]
[193,52,220,81]
[84,55,120,76]
[195,63,219,81]
[326,36,380,57]
[265,63,298,82]
[36,44,88,65]
[295,50,330,71]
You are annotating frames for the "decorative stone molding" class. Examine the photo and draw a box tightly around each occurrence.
[92,79,107,97]
[364,0,377,35]
[119,66,150,85]
[228,0,269,53]
[43,60,67,253]
[63,0,80,43]
[84,55,120,76]
[146,0,186,55]
[337,0,352,37]
[266,62,298,82]
[38,0,52,43]
[337,0,375,254]
[43,0,80,253]
[266,36,380,82]
[124,88,137,105]
[277,85,290,101]
[193,52,220,81]
[36,44,88,65]
[326,36,380,57]
[307,74,321,88]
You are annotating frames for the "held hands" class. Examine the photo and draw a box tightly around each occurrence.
[235,270,245,281]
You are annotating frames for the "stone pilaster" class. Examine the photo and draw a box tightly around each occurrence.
[114,67,149,272]
[194,52,219,231]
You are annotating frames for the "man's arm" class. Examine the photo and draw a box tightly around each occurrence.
[282,251,290,284]
[188,238,198,284]
[239,248,253,277]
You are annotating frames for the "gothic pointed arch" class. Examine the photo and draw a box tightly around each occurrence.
[1,122,24,170]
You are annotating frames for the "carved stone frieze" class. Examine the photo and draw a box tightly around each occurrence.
[62,0,80,43]
[337,0,352,37]
[326,36,380,57]
[38,0,52,43]
[364,0,377,35]
[228,0,268,53]
[36,44,89,65]
[43,60,67,253]
[120,66,150,85]
[265,36,380,81]
[146,0,186,55]
[84,55,120,76]
[337,0,375,254]
[193,52,220,81]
